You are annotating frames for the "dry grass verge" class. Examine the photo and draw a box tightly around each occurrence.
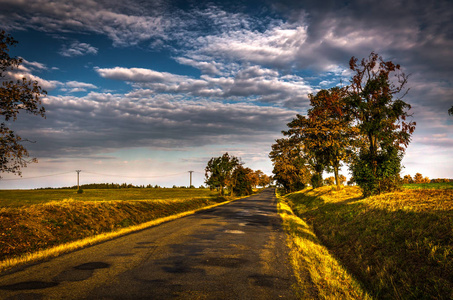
[282,186,453,299]
[277,191,370,299]
[0,195,233,272]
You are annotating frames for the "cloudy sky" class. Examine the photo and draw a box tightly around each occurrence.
[1,0,452,189]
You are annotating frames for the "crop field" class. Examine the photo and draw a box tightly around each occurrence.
[0,188,219,207]
[0,188,230,270]
[279,185,453,299]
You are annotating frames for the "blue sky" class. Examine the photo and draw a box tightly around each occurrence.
[1,0,452,189]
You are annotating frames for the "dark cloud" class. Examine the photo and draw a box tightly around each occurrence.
[10,92,295,158]
[1,0,452,182]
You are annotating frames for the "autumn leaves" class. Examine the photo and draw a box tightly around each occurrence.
[271,53,416,196]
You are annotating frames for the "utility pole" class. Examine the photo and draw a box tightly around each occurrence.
[188,171,194,188]
[76,170,81,190]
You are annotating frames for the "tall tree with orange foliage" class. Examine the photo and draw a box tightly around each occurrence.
[269,137,311,193]
[285,87,357,189]
[348,52,416,195]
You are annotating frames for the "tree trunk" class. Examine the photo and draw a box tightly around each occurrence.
[334,165,340,190]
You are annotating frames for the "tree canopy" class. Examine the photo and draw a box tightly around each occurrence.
[269,137,311,193]
[347,52,416,195]
[205,152,240,195]
[270,52,416,196]
[1,31,46,177]
[283,87,357,190]
[205,153,269,196]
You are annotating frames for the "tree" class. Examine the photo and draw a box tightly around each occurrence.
[305,87,357,189]
[347,52,416,196]
[248,170,261,188]
[339,174,347,185]
[414,173,424,184]
[205,152,240,195]
[402,174,414,184]
[1,31,46,177]
[258,173,271,187]
[449,106,453,116]
[269,137,311,193]
[282,115,324,189]
[283,87,357,190]
[231,165,254,196]
[324,176,335,186]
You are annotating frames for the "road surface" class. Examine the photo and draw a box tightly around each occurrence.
[0,188,297,299]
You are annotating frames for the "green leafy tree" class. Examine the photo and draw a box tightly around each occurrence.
[449,106,453,116]
[1,31,46,177]
[347,52,416,196]
[205,152,240,195]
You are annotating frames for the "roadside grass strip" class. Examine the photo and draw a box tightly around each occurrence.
[280,186,453,299]
[277,192,371,300]
[0,197,238,272]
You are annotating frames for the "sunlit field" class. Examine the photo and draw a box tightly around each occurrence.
[0,188,230,270]
[0,188,219,207]
[279,185,453,299]
[402,182,453,190]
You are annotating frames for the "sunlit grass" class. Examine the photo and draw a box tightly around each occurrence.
[0,188,239,271]
[277,191,371,299]
[0,198,236,272]
[282,186,453,299]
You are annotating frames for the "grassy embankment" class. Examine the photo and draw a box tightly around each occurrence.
[278,184,453,299]
[277,190,371,299]
[0,188,237,271]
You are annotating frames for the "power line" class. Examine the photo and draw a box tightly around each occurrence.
[0,171,73,181]
[82,171,189,179]
[1,170,202,181]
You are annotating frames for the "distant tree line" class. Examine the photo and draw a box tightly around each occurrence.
[402,174,453,184]
[430,178,453,183]
[270,52,416,196]
[204,153,271,196]
[38,183,209,190]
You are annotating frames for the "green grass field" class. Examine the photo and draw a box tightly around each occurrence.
[0,188,219,207]
[403,182,453,189]
[279,185,453,299]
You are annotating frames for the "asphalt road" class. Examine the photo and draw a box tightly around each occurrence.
[0,188,298,299]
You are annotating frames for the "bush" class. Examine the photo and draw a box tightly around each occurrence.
[350,147,403,196]
[311,173,323,189]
